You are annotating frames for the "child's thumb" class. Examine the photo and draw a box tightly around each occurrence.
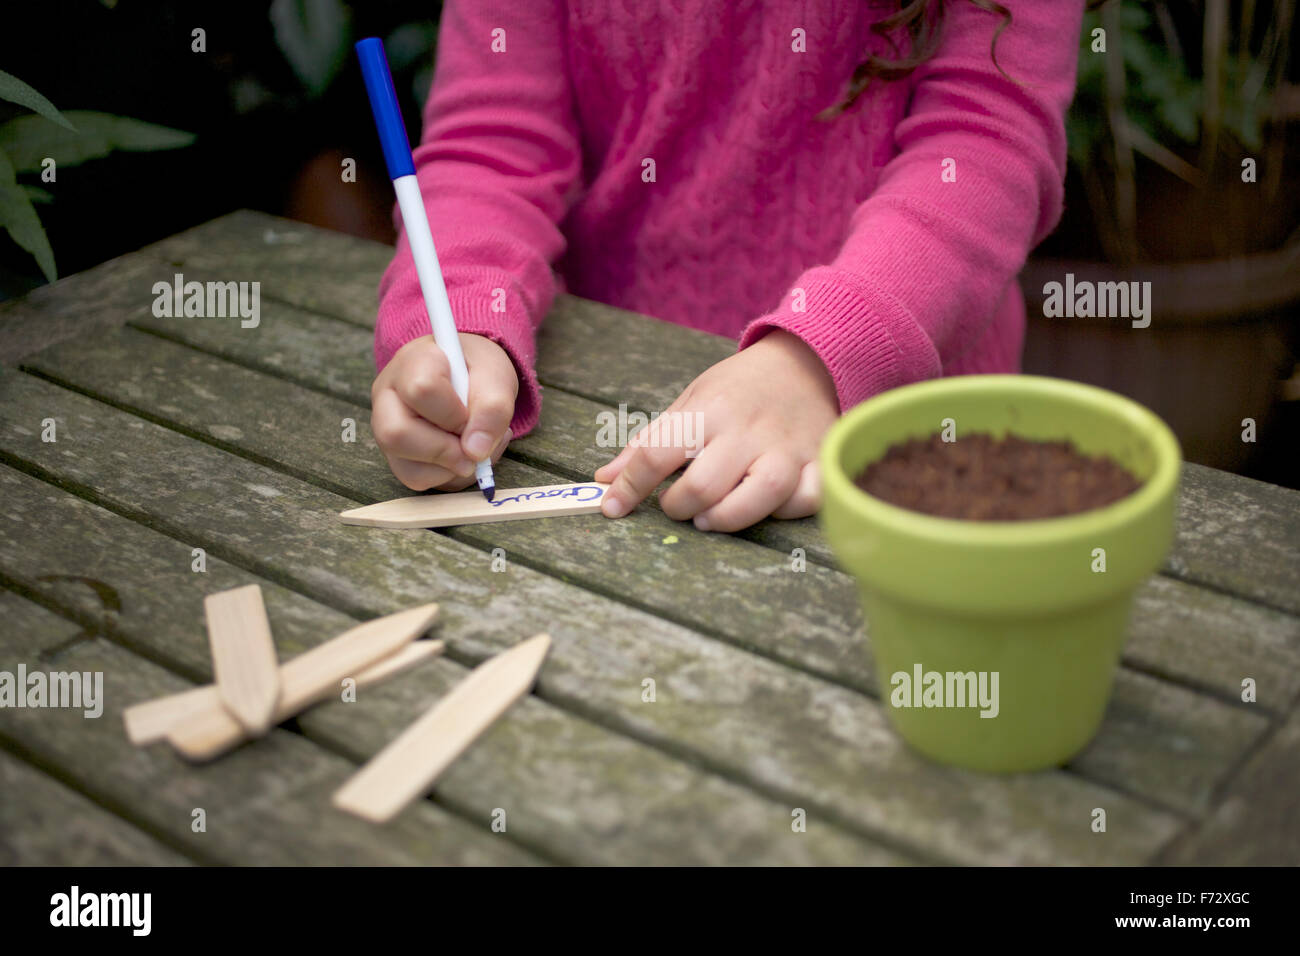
[462,364,518,461]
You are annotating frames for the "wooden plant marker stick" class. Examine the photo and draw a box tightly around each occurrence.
[123,684,217,746]
[339,483,610,529]
[128,640,446,746]
[333,634,552,824]
[167,643,447,762]
[347,639,443,685]
[165,604,441,761]
[206,585,280,734]
[274,607,440,715]
[142,640,443,753]
[127,603,440,745]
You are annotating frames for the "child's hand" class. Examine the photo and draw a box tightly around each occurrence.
[595,330,839,531]
[371,333,517,491]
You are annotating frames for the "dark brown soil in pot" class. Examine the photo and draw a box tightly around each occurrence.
[854,432,1142,521]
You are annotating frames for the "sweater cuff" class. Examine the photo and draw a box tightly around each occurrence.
[737,267,941,412]
[374,283,542,438]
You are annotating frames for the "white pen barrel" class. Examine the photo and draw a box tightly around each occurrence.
[392,174,470,404]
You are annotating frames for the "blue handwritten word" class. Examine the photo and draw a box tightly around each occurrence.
[489,485,606,508]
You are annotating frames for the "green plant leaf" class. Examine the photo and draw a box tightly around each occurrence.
[0,147,56,282]
[0,69,76,131]
[21,184,52,204]
[384,21,438,73]
[270,0,351,98]
[0,111,195,173]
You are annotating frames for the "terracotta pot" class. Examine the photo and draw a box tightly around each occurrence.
[1019,247,1299,471]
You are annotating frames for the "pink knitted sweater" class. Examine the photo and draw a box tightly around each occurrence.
[375,0,1080,437]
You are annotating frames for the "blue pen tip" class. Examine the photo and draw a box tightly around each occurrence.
[355,36,417,180]
[482,484,495,503]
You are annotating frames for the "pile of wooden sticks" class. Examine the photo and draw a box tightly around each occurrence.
[123,584,550,823]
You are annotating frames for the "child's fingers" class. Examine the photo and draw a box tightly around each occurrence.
[371,389,476,477]
[595,391,701,481]
[593,440,638,484]
[602,440,687,518]
[658,438,752,521]
[593,423,658,482]
[771,460,822,519]
[429,473,476,492]
[489,428,512,462]
[462,338,520,461]
[392,349,470,434]
[386,456,459,492]
[692,453,801,533]
[423,429,511,494]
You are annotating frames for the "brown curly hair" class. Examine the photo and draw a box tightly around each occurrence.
[820,0,1015,119]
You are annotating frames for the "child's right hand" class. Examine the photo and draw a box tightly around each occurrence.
[371,333,517,492]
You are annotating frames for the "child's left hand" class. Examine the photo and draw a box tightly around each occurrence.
[594,330,839,531]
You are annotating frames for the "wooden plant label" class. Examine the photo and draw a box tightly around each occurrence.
[332,634,552,823]
[338,483,610,529]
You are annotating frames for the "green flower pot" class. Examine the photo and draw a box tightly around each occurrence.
[819,375,1181,772]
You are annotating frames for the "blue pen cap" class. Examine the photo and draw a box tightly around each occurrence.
[355,37,417,180]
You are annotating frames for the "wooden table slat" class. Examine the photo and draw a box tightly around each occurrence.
[0,594,192,866]
[0,249,168,365]
[1160,708,1300,865]
[0,746,193,866]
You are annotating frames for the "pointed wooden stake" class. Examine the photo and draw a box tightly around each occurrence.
[123,684,218,746]
[339,483,609,529]
[347,639,443,685]
[206,585,280,734]
[161,604,441,761]
[333,634,551,824]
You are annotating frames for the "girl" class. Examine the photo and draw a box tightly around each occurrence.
[370,0,1081,532]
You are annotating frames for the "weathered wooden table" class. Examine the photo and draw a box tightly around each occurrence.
[1,210,1297,866]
